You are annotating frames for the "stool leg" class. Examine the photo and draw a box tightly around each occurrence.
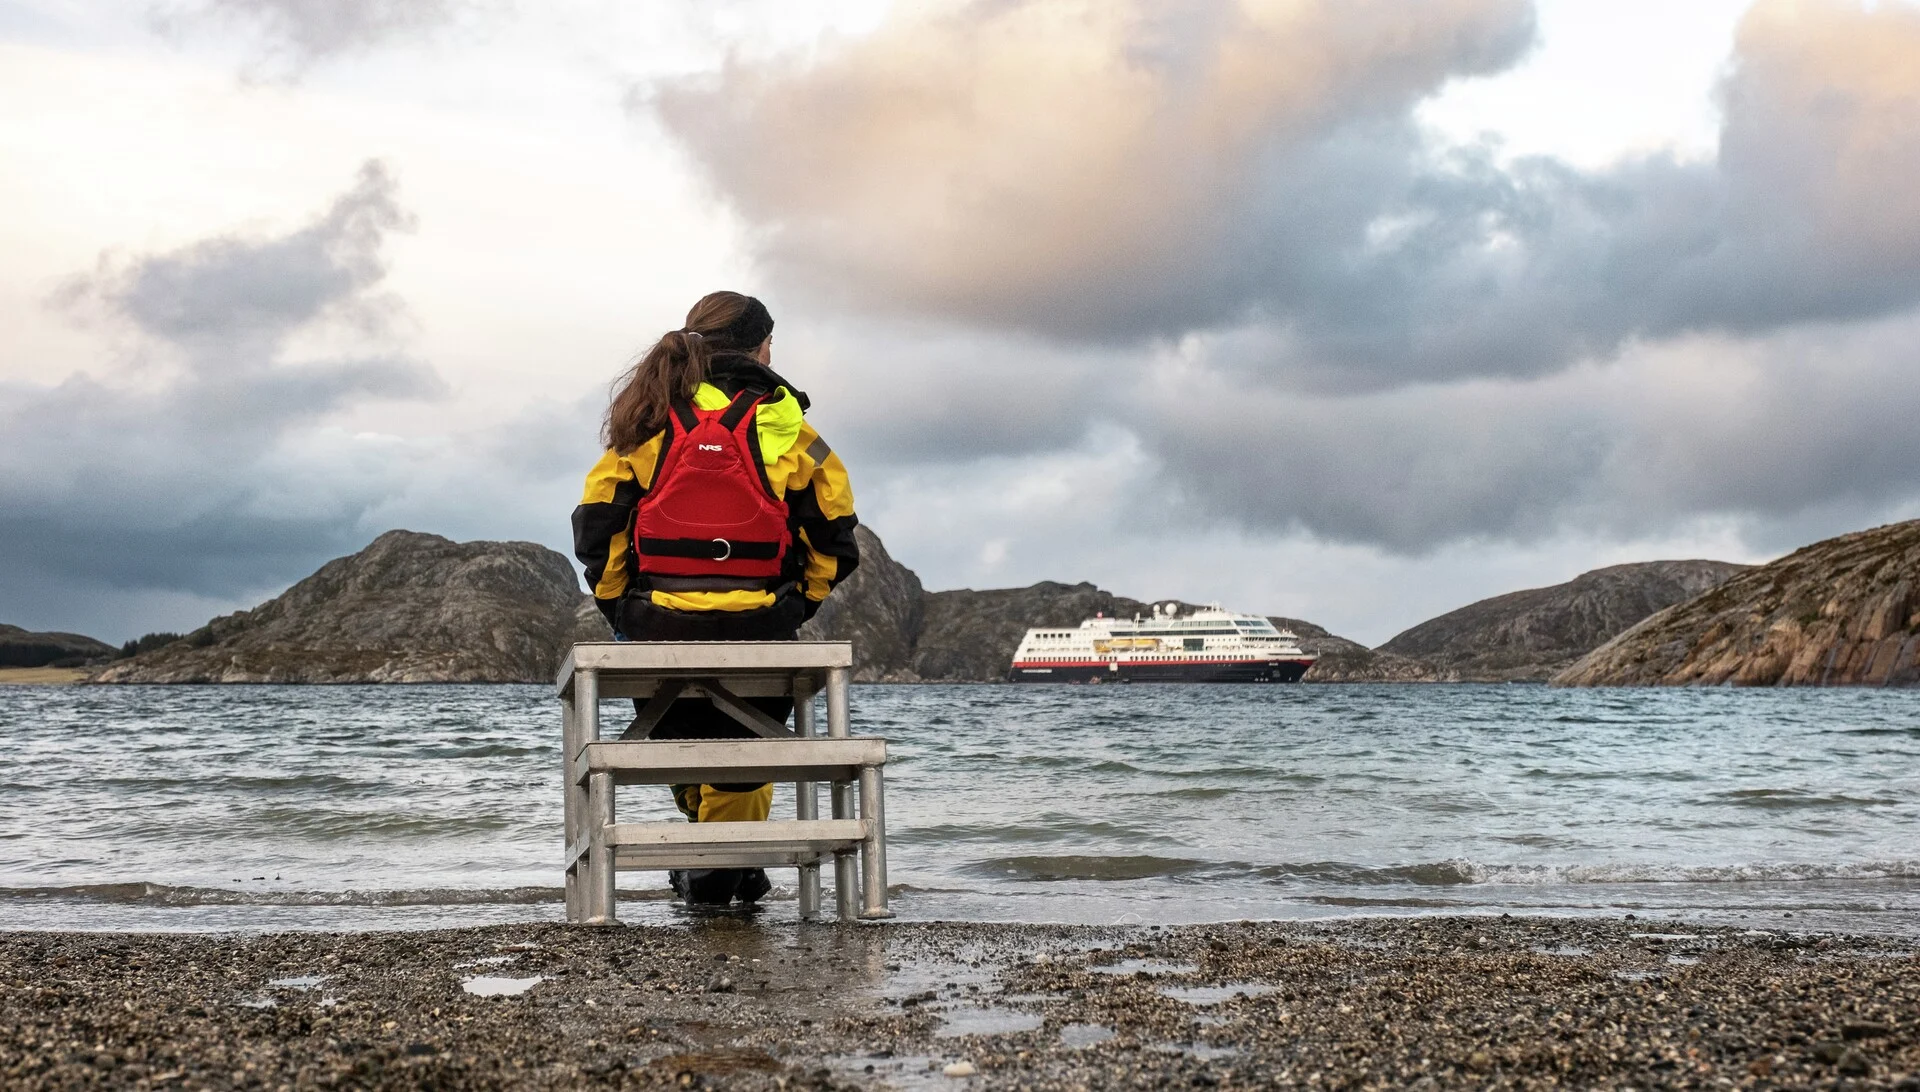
[587,770,616,924]
[561,692,580,923]
[858,765,893,920]
[832,783,858,922]
[825,667,858,921]
[578,669,617,925]
[793,682,821,922]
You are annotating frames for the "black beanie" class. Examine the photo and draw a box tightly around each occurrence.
[706,296,774,353]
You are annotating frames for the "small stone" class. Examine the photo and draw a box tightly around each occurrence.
[1467,1051,1493,1071]
[1842,1022,1891,1040]
[1838,1050,1871,1078]
[943,1061,976,1077]
[1811,1041,1847,1064]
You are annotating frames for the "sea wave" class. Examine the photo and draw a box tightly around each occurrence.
[967,855,1920,887]
[1258,859,1920,887]
[971,855,1216,882]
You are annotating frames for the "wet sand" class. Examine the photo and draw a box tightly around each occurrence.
[3,916,1916,1090]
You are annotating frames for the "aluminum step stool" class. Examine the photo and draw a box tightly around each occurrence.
[557,641,892,923]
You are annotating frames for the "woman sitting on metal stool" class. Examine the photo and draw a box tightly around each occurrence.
[571,291,861,906]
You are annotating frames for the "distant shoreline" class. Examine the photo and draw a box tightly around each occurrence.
[0,666,86,685]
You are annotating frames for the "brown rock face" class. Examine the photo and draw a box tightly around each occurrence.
[1378,560,1750,682]
[92,531,611,684]
[1268,618,1455,683]
[1554,520,1920,687]
[798,525,925,681]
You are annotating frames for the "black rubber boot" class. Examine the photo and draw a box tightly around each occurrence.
[734,868,772,905]
[670,869,740,906]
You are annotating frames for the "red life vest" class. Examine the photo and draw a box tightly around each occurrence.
[632,389,792,589]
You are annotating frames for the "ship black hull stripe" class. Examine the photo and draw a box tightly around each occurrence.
[1007,661,1312,684]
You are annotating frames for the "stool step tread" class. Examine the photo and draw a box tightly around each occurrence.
[611,850,828,870]
[575,737,884,786]
[568,818,870,870]
[610,817,868,847]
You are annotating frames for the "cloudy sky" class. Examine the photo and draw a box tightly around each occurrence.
[4,0,1919,646]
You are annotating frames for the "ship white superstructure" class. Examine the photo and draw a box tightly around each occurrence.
[1008,603,1317,683]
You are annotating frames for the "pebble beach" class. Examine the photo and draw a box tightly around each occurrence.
[5,916,1917,1090]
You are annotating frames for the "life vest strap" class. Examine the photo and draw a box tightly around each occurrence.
[668,399,699,432]
[717,388,764,431]
[643,575,794,594]
[637,536,782,562]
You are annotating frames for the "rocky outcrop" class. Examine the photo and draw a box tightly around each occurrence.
[906,584,1200,682]
[0,625,115,668]
[1555,520,1920,687]
[798,525,925,681]
[1378,561,1749,682]
[1266,619,1454,683]
[93,531,611,684]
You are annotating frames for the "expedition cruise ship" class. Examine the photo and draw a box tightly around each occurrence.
[1008,604,1318,683]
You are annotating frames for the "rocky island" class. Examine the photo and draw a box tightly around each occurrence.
[1555,519,1920,687]
[1377,560,1749,682]
[93,531,610,684]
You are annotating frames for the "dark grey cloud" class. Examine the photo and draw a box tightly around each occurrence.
[0,161,444,638]
[657,0,1920,389]
[1111,314,1920,553]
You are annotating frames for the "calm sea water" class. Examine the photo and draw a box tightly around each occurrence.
[1,684,1916,934]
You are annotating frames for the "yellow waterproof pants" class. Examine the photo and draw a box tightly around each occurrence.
[670,782,773,823]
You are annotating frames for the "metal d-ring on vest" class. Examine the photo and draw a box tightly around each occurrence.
[711,538,732,561]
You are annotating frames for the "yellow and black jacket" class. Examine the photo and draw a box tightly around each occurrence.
[571,357,859,635]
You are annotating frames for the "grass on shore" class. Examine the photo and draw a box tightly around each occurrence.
[0,667,86,685]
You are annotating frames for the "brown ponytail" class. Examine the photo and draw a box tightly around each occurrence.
[604,291,768,452]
